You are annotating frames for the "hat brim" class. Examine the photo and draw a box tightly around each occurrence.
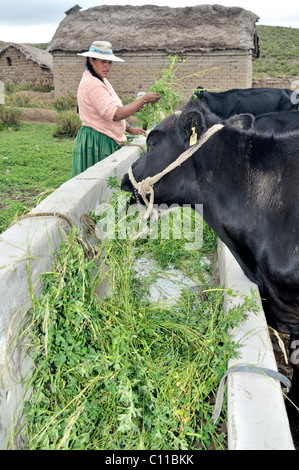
[77,51,124,62]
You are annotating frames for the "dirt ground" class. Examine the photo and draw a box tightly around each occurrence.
[11,90,58,124]
[20,107,57,124]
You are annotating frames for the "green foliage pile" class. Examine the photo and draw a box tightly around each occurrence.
[19,192,258,450]
[253,25,299,77]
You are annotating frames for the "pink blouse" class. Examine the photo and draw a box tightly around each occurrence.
[77,70,127,144]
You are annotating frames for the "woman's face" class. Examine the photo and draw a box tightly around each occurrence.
[89,58,112,79]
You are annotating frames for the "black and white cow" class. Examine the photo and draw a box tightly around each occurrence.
[121,99,299,412]
[194,86,299,119]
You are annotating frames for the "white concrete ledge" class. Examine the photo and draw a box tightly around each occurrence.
[218,240,294,450]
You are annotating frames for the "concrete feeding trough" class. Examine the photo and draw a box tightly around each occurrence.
[0,137,295,449]
[217,242,294,450]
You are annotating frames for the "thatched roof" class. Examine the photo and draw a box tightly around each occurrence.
[48,4,259,54]
[0,43,53,68]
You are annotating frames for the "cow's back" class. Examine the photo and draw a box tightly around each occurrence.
[195,87,297,118]
[254,111,299,133]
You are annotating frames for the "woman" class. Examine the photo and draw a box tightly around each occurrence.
[71,40,161,178]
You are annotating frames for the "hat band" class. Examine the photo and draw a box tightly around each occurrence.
[89,46,113,55]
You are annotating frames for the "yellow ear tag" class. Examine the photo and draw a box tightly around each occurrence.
[190,127,197,146]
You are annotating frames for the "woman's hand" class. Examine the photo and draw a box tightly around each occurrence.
[127,126,147,136]
[138,93,161,104]
[114,93,161,121]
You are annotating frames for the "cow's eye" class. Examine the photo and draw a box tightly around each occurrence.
[147,142,156,152]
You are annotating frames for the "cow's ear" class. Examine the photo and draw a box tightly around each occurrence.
[225,114,254,130]
[178,110,205,143]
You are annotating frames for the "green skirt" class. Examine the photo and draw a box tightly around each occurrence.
[71,126,120,178]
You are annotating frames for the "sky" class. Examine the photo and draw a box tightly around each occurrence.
[0,0,298,44]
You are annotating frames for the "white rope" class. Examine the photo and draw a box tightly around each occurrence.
[128,123,224,220]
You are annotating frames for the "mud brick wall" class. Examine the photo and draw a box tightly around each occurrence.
[52,49,253,99]
[0,46,53,85]
[253,76,299,89]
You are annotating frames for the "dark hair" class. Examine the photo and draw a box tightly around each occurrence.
[86,58,105,83]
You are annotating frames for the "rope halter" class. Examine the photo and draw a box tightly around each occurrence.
[128,123,224,219]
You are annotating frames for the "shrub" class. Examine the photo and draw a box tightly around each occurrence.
[4,79,53,94]
[53,110,81,138]
[5,92,31,108]
[4,81,18,94]
[0,104,23,129]
[5,92,45,109]
[29,78,53,93]
[30,97,45,108]
[53,92,77,112]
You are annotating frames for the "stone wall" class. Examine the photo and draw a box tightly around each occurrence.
[0,46,53,85]
[253,76,299,89]
[52,49,253,99]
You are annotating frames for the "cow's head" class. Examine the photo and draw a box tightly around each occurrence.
[121,101,221,206]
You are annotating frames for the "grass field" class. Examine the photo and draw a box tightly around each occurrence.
[0,123,73,233]
[253,25,299,77]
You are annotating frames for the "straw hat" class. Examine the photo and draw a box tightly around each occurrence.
[77,41,124,62]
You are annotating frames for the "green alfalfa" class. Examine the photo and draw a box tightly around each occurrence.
[19,198,259,450]
[135,55,218,130]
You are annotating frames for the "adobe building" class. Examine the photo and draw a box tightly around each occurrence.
[48,4,260,99]
[0,43,53,86]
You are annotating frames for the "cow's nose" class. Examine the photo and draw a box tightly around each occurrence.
[121,173,139,205]
[121,172,134,193]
